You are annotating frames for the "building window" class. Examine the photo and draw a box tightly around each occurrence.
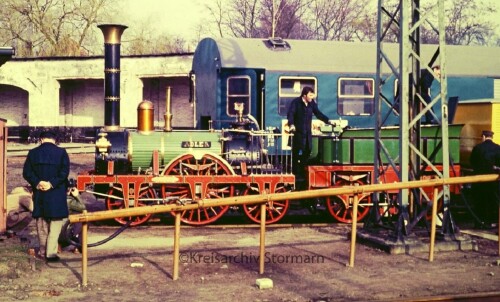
[227,76,250,116]
[338,78,374,116]
[278,77,317,116]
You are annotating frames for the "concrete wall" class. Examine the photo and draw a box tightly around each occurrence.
[0,86,28,126]
[0,118,6,232]
[0,54,194,129]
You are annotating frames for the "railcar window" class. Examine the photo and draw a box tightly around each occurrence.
[338,78,374,116]
[227,76,250,116]
[278,77,317,116]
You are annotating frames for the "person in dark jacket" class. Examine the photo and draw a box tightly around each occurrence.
[287,86,330,179]
[470,130,500,227]
[23,130,70,261]
[418,65,441,124]
[393,65,441,124]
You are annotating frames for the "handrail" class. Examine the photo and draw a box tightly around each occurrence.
[70,174,498,223]
[71,174,500,286]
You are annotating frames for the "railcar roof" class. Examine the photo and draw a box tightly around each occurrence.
[457,98,500,104]
[203,37,499,77]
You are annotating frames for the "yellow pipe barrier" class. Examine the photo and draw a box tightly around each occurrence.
[173,213,181,281]
[259,203,266,274]
[81,211,88,287]
[70,174,499,224]
[429,187,439,262]
[349,195,359,267]
[70,174,499,286]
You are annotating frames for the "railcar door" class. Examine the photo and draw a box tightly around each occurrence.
[219,69,262,129]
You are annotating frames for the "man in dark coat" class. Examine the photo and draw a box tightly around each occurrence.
[23,130,70,261]
[287,86,330,179]
[394,65,441,124]
[470,130,500,227]
[418,65,441,124]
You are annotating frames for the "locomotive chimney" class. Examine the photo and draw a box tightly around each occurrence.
[98,24,127,131]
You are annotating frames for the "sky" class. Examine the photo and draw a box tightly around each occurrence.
[115,0,205,41]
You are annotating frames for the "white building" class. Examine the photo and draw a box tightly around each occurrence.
[0,53,194,141]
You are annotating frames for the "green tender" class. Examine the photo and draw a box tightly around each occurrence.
[315,125,463,165]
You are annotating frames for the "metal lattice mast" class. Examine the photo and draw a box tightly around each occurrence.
[371,0,454,239]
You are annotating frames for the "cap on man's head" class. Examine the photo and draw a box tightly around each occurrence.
[482,130,494,137]
[39,130,57,140]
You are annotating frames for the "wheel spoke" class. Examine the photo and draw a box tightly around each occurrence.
[243,185,289,224]
[105,186,153,226]
[161,154,233,225]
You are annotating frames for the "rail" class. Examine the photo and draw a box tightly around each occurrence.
[69,174,500,286]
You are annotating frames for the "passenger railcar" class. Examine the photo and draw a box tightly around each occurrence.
[77,25,500,226]
[192,37,498,132]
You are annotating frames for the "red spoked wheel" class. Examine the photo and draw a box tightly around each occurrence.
[161,153,234,225]
[242,184,290,224]
[105,185,155,226]
[326,180,372,223]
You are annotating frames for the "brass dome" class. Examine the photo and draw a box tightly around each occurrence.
[137,100,154,134]
[138,100,154,110]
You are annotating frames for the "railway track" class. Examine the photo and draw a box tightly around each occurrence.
[6,142,94,156]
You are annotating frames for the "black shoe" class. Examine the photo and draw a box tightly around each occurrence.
[46,255,60,262]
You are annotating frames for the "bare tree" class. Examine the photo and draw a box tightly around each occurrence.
[203,0,309,39]
[204,0,261,38]
[111,34,190,56]
[0,0,118,57]
[308,0,371,41]
[381,0,497,46]
[204,0,228,38]
[443,0,496,45]
[204,0,377,41]
[352,12,378,42]
[259,0,310,39]
[226,0,261,38]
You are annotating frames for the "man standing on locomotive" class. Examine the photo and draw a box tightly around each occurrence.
[23,130,70,262]
[418,65,441,124]
[287,86,330,183]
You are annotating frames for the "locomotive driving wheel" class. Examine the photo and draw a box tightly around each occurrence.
[105,185,155,226]
[160,153,234,225]
[242,184,290,224]
[325,179,372,223]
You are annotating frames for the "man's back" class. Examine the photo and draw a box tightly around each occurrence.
[25,142,68,180]
[470,140,500,174]
[23,141,70,219]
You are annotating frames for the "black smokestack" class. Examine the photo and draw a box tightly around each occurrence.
[0,47,15,67]
[98,24,127,131]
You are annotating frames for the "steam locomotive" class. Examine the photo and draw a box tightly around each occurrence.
[77,25,500,226]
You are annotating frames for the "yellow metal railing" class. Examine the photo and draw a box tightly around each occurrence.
[69,174,500,286]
